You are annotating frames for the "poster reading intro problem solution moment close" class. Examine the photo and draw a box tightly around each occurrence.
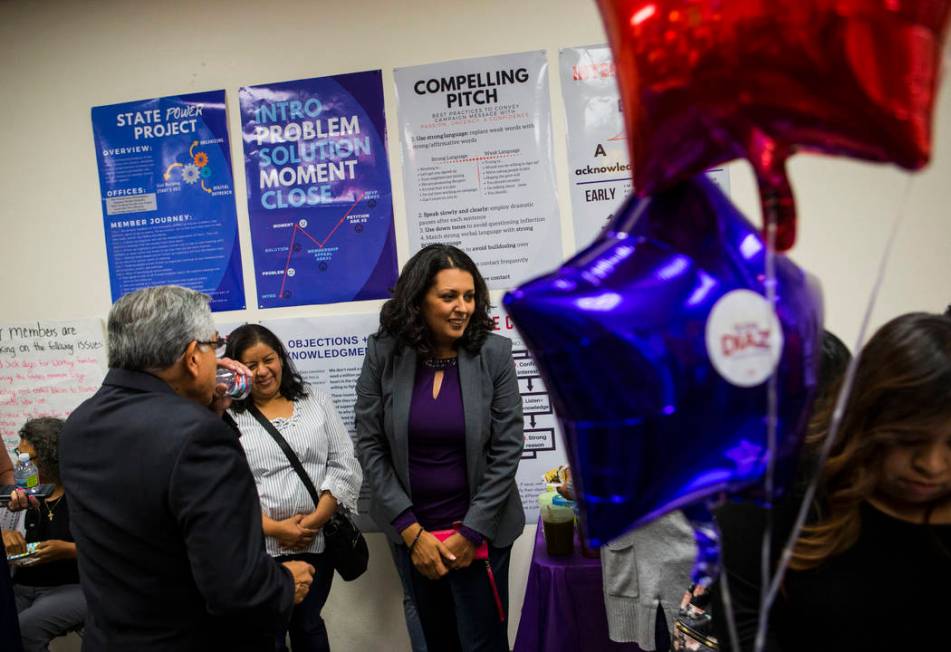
[91,91,246,311]
[239,71,398,308]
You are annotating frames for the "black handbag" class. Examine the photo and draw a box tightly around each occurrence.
[249,405,369,581]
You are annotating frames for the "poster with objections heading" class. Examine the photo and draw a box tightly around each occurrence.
[239,71,398,308]
[559,45,731,248]
[91,91,246,311]
[260,308,565,530]
[0,320,107,463]
[259,313,378,531]
[395,51,563,289]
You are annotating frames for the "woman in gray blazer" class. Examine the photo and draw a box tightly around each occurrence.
[356,244,524,652]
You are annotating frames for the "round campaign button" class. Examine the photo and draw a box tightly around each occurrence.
[705,289,783,387]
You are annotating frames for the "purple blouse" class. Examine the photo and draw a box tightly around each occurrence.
[391,362,483,545]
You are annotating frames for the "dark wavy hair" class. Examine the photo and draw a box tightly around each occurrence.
[814,330,851,414]
[224,324,307,412]
[19,417,65,484]
[379,244,494,355]
[791,313,951,570]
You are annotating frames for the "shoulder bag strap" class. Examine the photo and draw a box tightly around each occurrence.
[248,404,320,509]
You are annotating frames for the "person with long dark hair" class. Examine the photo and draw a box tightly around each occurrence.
[225,324,362,652]
[356,244,525,651]
[714,314,951,650]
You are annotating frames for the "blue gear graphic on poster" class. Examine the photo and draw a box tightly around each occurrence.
[91,90,246,311]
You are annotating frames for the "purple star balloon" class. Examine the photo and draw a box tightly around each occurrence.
[504,176,822,547]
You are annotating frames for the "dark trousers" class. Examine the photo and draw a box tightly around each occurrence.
[389,541,428,651]
[0,554,22,652]
[656,602,671,651]
[14,583,86,652]
[274,552,334,652]
[400,543,511,652]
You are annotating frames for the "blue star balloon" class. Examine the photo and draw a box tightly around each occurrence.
[504,176,822,548]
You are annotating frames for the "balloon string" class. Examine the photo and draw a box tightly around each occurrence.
[718,548,742,652]
[685,499,740,652]
[752,189,780,652]
[708,495,741,652]
[756,175,915,649]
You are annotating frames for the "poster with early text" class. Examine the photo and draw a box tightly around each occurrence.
[0,320,108,465]
[559,45,730,248]
[395,51,562,288]
[91,91,245,311]
[240,71,398,308]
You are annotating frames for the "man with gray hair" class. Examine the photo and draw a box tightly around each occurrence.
[57,285,314,651]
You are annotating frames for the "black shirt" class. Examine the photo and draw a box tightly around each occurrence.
[714,499,951,651]
[15,493,80,587]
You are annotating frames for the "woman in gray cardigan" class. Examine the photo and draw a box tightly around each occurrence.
[602,512,696,650]
[356,244,525,652]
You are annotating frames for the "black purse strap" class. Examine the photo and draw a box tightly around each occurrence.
[248,404,320,509]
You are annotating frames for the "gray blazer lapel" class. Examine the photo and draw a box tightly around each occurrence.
[392,346,417,485]
[457,348,484,488]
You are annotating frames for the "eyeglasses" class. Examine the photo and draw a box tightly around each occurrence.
[13,448,36,460]
[196,336,227,356]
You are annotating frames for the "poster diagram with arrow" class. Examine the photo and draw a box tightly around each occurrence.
[491,305,567,524]
[240,70,398,308]
[91,90,246,310]
[163,140,219,195]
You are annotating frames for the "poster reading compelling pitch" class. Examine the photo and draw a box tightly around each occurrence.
[240,71,398,309]
[91,91,246,311]
[395,51,562,289]
[559,45,731,248]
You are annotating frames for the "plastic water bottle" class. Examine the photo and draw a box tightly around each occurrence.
[15,453,39,490]
[216,368,251,400]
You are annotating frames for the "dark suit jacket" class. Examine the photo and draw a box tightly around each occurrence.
[356,332,525,547]
[59,369,293,651]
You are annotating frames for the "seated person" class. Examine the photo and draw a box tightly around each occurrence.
[2,417,85,652]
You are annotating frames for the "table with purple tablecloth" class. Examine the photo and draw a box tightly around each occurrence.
[513,518,641,652]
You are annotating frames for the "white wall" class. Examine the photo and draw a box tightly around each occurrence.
[4,1,951,650]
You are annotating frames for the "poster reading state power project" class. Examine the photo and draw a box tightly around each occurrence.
[91,91,245,311]
[395,51,562,289]
[240,71,398,308]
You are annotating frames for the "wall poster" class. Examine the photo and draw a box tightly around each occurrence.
[261,309,565,530]
[0,319,107,462]
[91,91,245,311]
[240,71,398,308]
[559,45,730,248]
[395,51,563,288]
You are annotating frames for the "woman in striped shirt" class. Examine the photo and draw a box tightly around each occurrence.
[225,324,362,652]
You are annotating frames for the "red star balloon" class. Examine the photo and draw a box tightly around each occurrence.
[596,0,951,250]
